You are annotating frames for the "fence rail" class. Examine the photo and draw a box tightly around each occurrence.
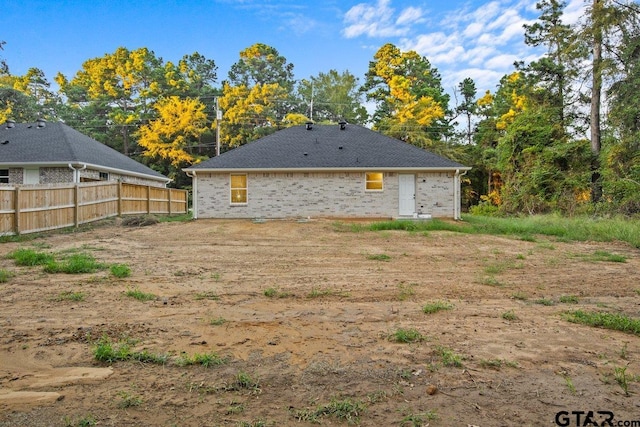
[0,182,188,236]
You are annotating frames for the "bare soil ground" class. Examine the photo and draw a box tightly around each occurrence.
[1,218,639,427]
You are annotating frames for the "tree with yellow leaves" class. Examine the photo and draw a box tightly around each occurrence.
[362,43,450,145]
[137,96,209,172]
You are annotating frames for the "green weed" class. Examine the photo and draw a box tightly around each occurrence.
[55,291,85,302]
[390,328,425,343]
[177,351,226,368]
[511,291,528,301]
[194,291,219,300]
[8,248,54,266]
[564,310,640,336]
[45,253,106,274]
[124,287,156,302]
[93,336,167,364]
[117,390,143,408]
[502,310,518,321]
[209,317,226,326]
[110,264,131,278]
[293,397,366,424]
[564,375,577,394]
[559,295,579,304]
[422,300,453,314]
[367,253,391,261]
[0,269,13,283]
[307,287,333,298]
[435,346,463,367]
[401,410,438,426]
[62,415,97,427]
[397,282,416,301]
[534,298,555,306]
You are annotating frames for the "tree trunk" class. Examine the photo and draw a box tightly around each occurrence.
[590,0,603,203]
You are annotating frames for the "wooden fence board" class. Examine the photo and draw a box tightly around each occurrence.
[0,182,188,236]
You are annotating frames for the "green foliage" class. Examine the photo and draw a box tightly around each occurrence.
[124,287,156,302]
[45,253,106,274]
[8,248,54,266]
[177,351,226,368]
[93,336,167,364]
[401,410,438,426]
[117,391,143,408]
[390,328,425,343]
[367,253,391,261]
[110,264,131,278]
[564,310,640,336]
[55,291,85,302]
[422,301,453,314]
[435,345,463,367]
[0,268,13,283]
[502,310,518,321]
[293,397,366,424]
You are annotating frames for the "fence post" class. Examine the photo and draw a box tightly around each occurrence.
[14,186,21,235]
[168,189,172,216]
[117,182,122,216]
[147,185,151,214]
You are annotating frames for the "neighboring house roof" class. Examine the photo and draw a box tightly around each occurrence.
[0,120,169,183]
[185,123,470,172]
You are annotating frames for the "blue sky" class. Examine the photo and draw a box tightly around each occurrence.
[2,0,586,98]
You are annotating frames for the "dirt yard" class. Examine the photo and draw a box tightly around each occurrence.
[0,218,639,427]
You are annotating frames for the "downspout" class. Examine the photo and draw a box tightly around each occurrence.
[185,170,197,219]
[68,163,87,183]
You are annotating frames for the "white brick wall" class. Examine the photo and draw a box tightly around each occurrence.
[196,171,457,219]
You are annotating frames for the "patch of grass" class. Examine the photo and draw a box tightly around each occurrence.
[8,248,54,266]
[225,401,245,415]
[564,310,640,336]
[479,358,519,369]
[45,253,106,274]
[194,291,219,300]
[55,291,85,302]
[93,336,168,365]
[435,345,463,367]
[397,282,416,301]
[307,287,333,298]
[480,276,506,287]
[511,291,528,301]
[177,351,226,368]
[117,390,143,408]
[110,263,131,278]
[534,298,555,306]
[220,371,261,394]
[422,300,453,314]
[124,287,156,302]
[0,268,13,283]
[502,310,518,321]
[62,415,97,427]
[401,410,438,426]
[563,375,577,395]
[367,253,391,261]
[390,328,425,343]
[237,420,269,427]
[293,397,366,424]
[264,287,293,298]
[559,295,579,304]
[209,317,226,326]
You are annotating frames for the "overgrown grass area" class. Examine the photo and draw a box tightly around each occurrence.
[0,268,12,283]
[358,215,640,248]
[93,336,168,364]
[422,300,453,314]
[564,310,640,336]
[293,397,367,424]
[45,253,107,274]
[7,248,54,266]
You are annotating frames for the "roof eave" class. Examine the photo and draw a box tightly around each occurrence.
[0,161,171,183]
[183,166,471,173]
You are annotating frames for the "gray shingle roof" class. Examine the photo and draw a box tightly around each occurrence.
[0,121,168,181]
[187,124,468,171]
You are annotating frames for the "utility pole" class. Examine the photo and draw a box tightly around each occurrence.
[215,97,222,157]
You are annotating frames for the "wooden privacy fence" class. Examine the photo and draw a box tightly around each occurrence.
[0,182,188,236]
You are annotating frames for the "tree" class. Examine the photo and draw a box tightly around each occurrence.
[219,44,296,149]
[362,43,451,145]
[137,96,209,172]
[456,78,477,145]
[55,47,164,154]
[0,67,60,121]
[296,70,368,124]
[522,0,586,136]
[0,40,8,75]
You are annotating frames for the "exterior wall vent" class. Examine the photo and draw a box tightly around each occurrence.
[6,120,15,129]
[36,118,46,128]
[305,121,313,130]
[339,121,347,130]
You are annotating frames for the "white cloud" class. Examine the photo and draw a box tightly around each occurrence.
[396,6,424,26]
[342,0,425,38]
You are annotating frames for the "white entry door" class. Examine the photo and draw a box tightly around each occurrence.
[398,174,415,216]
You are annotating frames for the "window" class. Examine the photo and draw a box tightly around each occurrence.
[365,172,383,191]
[0,169,8,184]
[99,172,109,180]
[230,174,247,204]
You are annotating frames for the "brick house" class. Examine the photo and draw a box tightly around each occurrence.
[0,120,170,187]
[184,122,470,220]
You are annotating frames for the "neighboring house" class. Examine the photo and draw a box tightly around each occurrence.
[184,122,470,219]
[0,119,170,188]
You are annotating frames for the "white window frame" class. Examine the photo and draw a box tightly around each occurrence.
[230,174,248,205]
[365,172,384,191]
